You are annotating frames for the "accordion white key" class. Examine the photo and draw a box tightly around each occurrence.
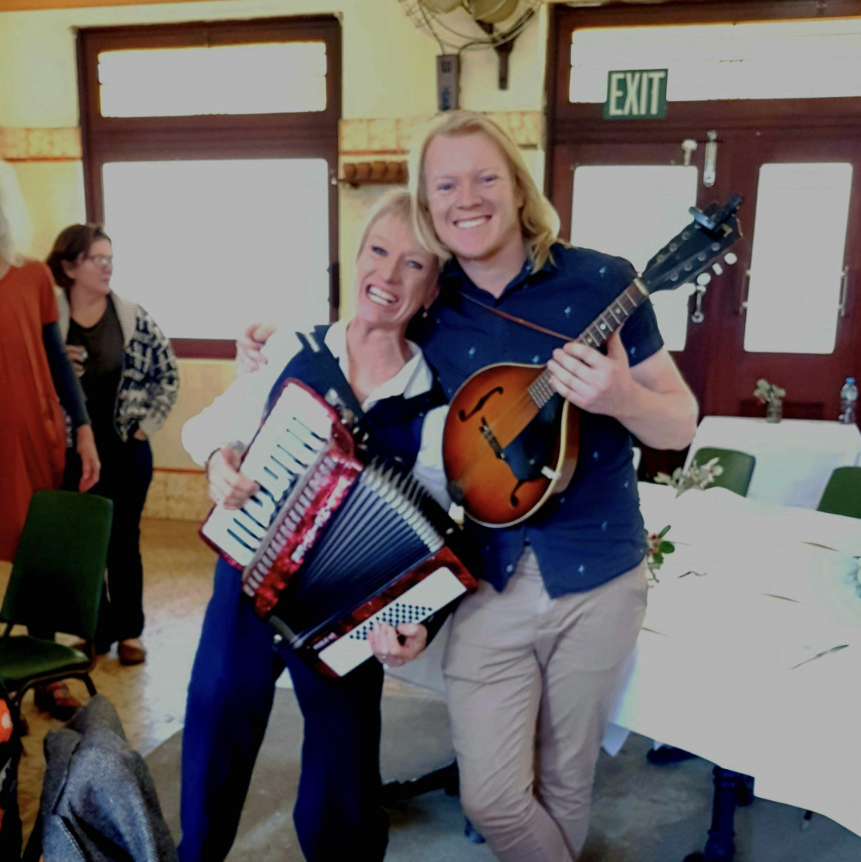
[201,379,477,677]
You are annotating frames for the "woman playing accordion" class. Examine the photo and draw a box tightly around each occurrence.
[178,190,459,862]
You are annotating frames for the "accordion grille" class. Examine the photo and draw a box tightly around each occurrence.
[276,458,444,637]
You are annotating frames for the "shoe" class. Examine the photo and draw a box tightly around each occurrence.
[118,639,147,665]
[72,639,111,656]
[33,682,81,721]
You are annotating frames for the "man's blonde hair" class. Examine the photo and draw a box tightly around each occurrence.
[409,111,562,272]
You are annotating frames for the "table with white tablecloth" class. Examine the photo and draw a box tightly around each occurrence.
[607,483,861,855]
[683,416,861,508]
[388,483,861,858]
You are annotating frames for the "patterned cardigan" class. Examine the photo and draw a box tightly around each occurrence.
[56,290,179,441]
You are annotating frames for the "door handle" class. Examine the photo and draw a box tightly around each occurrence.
[738,268,751,315]
[691,285,706,323]
[838,265,850,318]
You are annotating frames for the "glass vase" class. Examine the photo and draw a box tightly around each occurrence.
[766,400,783,423]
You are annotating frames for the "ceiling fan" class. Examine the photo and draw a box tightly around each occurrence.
[398,0,543,105]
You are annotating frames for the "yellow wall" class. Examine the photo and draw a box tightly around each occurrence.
[1,0,550,474]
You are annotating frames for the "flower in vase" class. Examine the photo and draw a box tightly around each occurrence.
[753,378,786,405]
[654,458,724,497]
[645,525,675,583]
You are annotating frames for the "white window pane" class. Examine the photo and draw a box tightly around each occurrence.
[571,165,698,351]
[570,20,861,103]
[744,163,851,355]
[102,160,330,340]
[99,43,327,117]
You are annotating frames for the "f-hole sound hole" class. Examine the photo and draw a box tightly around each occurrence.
[459,387,504,422]
[510,479,527,508]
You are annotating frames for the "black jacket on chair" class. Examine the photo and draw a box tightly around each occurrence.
[36,695,177,862]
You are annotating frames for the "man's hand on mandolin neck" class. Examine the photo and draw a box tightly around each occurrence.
[547,332,698,451]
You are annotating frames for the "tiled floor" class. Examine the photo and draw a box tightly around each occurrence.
[5,516,426,847]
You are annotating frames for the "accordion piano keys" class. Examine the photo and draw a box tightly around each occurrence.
[201,383,338,567]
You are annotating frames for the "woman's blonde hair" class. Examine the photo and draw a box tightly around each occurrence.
[356,187,441,270]
[409,111,562,271]
[0,160,32,266]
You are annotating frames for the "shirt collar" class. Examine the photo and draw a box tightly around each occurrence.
[323,318,433,411]
[441,251,553,301]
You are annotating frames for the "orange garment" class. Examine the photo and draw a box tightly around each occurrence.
[0,261,66,561]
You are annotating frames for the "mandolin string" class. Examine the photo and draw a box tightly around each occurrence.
[478,302,624,442]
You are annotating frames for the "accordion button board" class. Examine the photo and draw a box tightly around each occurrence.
[314,565,466,677]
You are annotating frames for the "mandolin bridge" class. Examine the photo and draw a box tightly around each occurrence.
[480,418,505,460]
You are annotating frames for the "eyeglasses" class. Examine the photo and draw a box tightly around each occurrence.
[86,255,114,268]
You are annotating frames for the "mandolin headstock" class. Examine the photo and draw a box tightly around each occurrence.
[641,194,743,294]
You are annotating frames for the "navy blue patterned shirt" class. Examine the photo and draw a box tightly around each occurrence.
[410,243,664,598]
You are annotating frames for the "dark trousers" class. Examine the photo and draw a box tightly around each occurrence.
[61,432,153,645]
[178,559,389,862]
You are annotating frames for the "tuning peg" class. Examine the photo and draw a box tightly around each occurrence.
[724,252,738,266]
[696,272,712,286]
[711,263,724,276]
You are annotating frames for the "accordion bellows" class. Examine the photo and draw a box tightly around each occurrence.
[201,380,476,676]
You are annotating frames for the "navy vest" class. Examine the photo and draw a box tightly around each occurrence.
[266,325,447,469]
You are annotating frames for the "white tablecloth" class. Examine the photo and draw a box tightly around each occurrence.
[614,483,861,837]
[683,416,861,509]
[388,484,861,838]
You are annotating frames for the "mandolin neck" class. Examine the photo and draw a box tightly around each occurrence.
[528,278,650,411]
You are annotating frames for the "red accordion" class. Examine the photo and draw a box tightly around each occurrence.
[202,380,476,677]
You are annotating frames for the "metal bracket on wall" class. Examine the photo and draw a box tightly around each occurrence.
[681,139,698,167]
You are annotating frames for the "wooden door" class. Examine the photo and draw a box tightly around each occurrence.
[706,136,861,421]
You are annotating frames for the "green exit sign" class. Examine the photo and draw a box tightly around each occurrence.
[604,69,668,120]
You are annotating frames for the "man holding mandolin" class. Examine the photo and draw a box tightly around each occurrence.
[240,110,704,861]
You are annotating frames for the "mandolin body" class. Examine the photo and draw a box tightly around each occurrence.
[443,363,580,527]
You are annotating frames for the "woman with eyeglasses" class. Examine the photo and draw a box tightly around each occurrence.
[46,224,179,669]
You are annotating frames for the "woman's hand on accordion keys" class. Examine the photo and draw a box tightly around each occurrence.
[207,444,259,509]
[368,622,428,668]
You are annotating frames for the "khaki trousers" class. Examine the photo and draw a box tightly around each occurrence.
[443,549,647,862]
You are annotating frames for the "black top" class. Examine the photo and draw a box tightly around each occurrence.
[67,297,125,442]
[42,322,90,428]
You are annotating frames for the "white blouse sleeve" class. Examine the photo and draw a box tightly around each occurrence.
[411,405,451,510]
[182,328,301,466]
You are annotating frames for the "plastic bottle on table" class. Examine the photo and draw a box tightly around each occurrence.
[839,377,858,424]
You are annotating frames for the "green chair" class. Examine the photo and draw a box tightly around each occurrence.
[0,490,112,714]
[691,447,756,497]
[816,466,861,519]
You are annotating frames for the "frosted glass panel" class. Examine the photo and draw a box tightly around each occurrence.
[99,43,327,117]
[102,159,330,340]
[570,165,698,351]
[570,20,861,103]
[744,163,851,355]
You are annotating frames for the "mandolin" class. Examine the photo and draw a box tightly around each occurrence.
[443,195,744,528]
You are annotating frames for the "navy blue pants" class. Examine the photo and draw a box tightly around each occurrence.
[178,559,388,862]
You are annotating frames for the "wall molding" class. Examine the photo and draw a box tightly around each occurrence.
[1,111,541,163]
[0,127,82,161]
[339,111,542,156]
